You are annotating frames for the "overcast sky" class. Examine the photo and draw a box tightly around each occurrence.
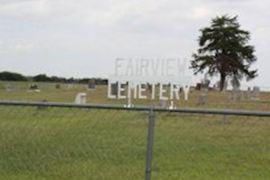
[0,0,269,88]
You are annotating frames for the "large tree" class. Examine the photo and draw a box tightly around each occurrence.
[191,15,257,91]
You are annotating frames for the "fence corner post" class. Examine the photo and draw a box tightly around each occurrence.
[145,106,155,180]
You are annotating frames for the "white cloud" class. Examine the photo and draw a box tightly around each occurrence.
[0,38,35,54]
[0,0,50,19]
[191,6,212,20]
[0,0,269,87]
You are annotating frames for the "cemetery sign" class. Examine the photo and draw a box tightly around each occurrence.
[108,58,192,101]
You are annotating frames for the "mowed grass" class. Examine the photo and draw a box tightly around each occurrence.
[153,113,270,179]
[1,81,270,111]
[0,106,269,179]
[0,81,270,179]
[0,106,148,180]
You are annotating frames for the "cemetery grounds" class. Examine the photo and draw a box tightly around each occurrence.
[0,81,269,179]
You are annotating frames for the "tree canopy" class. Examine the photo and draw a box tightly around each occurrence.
[191,15,257,91]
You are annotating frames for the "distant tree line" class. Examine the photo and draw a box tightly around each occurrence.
[0,71,28,81]
[0,71,108,85]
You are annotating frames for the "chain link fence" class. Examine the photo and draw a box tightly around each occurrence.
[152,112,270,179]
[0,101,270,180]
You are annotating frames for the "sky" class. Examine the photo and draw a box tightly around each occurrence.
[0,0,269,88]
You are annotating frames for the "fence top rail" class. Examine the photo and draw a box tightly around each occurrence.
[0,100,270,117]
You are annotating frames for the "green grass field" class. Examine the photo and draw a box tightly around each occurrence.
[1,81,270,110]
[0,81,270,179]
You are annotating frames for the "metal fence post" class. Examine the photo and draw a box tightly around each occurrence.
[145,107,155,180]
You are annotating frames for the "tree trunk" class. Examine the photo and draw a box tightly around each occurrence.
[220,73,226,91]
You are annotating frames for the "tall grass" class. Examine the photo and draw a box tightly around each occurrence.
[0,106,269,179]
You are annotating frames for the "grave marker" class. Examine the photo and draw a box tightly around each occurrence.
[229,89,241,103]
[5,83,15,92]
[183,85,190,101]
[197,88,208,105]
[88,79,96,90]
[29,84,40,92]
[74,93,87,104]
[159,99,168,109]
[168,100,176,110]
[246,87,252,99]
[251,86,260,100]
[55,84,61,89]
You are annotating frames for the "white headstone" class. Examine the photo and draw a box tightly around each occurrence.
[125,93,134,108]
[168,100,175,110]
[74,93,87,104]
[183,85,190,101]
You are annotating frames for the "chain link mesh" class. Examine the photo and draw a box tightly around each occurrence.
[0,104,270,179]
[152,112,270,179]
[0,105,148,180]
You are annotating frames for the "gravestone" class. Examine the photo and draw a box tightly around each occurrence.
[231,77,240,90]
[202,74,211,89]
[29,84,40,92]
[88,79,96,90]
[246,87,252,99]
[67,84,74,89]
[159,99,168,108]
[195,83,202,90]
[124,96,134,108]
[168,100,176,110]
[5,83,15,92]
[229,89,241,103]
[197,88,208,105]
[203,79,210,88]
[55,84,61,89]
[74,93,87,104]
[125,82,134,108]
[229,78,241,102]
[29,84,38,90]
[183,85,190,101]
[251,86,260,100]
